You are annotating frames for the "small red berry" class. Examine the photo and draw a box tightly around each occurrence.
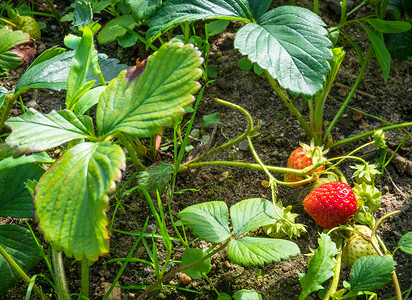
[285,144,326,186]
[303,181,357,229]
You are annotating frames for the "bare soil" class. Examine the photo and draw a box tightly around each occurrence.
[1,0,411,299]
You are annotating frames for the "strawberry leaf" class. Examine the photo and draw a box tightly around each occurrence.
[147,0,253,40]
[349,255,396,293]
[0,30,29,75]
[96,42,202,137]
[181,248,211,279]
[230,198,281,237]
[399,232,412,254]
[178,201,231,243]
[298,233,337,300]
[34,142,126,261]
[235,6,333,98]
[5,109,95,154]
[0,225,42,293]
[227,237,299,267]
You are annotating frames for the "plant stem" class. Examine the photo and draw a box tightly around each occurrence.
[0,244,50,300]
[117,133,145,171]
[191,98,254,163]
[266,73,312,139]
[51,248,70,300]
[80,259,89,298]
[324,47,373,145]
[340,0,347,27]
[369,211,402,300]
[329,122,412,149]
[313,0,319,15]
[136,239,230,300]
[324,238,343,300]
[44,0,69,32]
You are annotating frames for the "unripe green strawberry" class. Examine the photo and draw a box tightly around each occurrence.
[285,142,326,187]
[342,225,379,266]
[19,16,41,40]
[303,181,357,229]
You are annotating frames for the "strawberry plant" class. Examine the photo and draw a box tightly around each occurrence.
[0,22,204,297]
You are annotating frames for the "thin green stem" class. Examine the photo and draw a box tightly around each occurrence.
[0,244,50,300]
[117,133,145,171]
[324,47,373,144]
[340,0,347,27]
[370,211,402,300]
[202,273,220,296]
[103,217,149,300]
[313,0,319,15]
[267,74,312,139]
[329,122,412,149]
[191,98,254,163]
[80,260,89,298]
[136,239,231,300]
[51,248,70,300]
[324,238,343,300]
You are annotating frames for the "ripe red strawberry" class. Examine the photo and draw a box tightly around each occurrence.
[342,225,379,266]
[303,181,357,229]
[285,143,326,186]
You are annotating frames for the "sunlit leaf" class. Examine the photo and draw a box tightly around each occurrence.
[34,142,126,261]
[235,6,332,98]
[298,233,337,300]
[5,109,94,154]
[227,237,299,267]
[178,201,231,243]
[97,42,202,137]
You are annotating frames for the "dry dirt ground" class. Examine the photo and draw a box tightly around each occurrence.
[1,0,411,299]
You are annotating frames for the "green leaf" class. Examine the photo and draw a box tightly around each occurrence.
[5,108,94,154]
[0,162,44,218]
[230,198,280,236]
[0,29,29,74]
[96,42,202,137]
[365,19,411,33]
[0,225,42,293]
[398,232,412,254]
[74,86,106,115]
[178,201,231,243]
[350,256,396,292]
[238,57,252,71]
[66,27,94,109]
[125,0,161,22]
[137,162,174,195]
[385,22,412,60]
[181,248,211,279]
[0,85,10,107]
[249,0,272,20]
[235,6,332,98]
[147,0,253,40]
[227,237,299,267]
[233,289,262,300]
[72,0,93,28]
[202,112,220,127]
[207,20,230,36]
[0,152,53,169]
[26,46,66,71]
[15,51,127,95]
[35,142,126,261]
[298,233,337,300]
[362,25,391,83]
[117,30,138,48]
[97,15,137,44]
